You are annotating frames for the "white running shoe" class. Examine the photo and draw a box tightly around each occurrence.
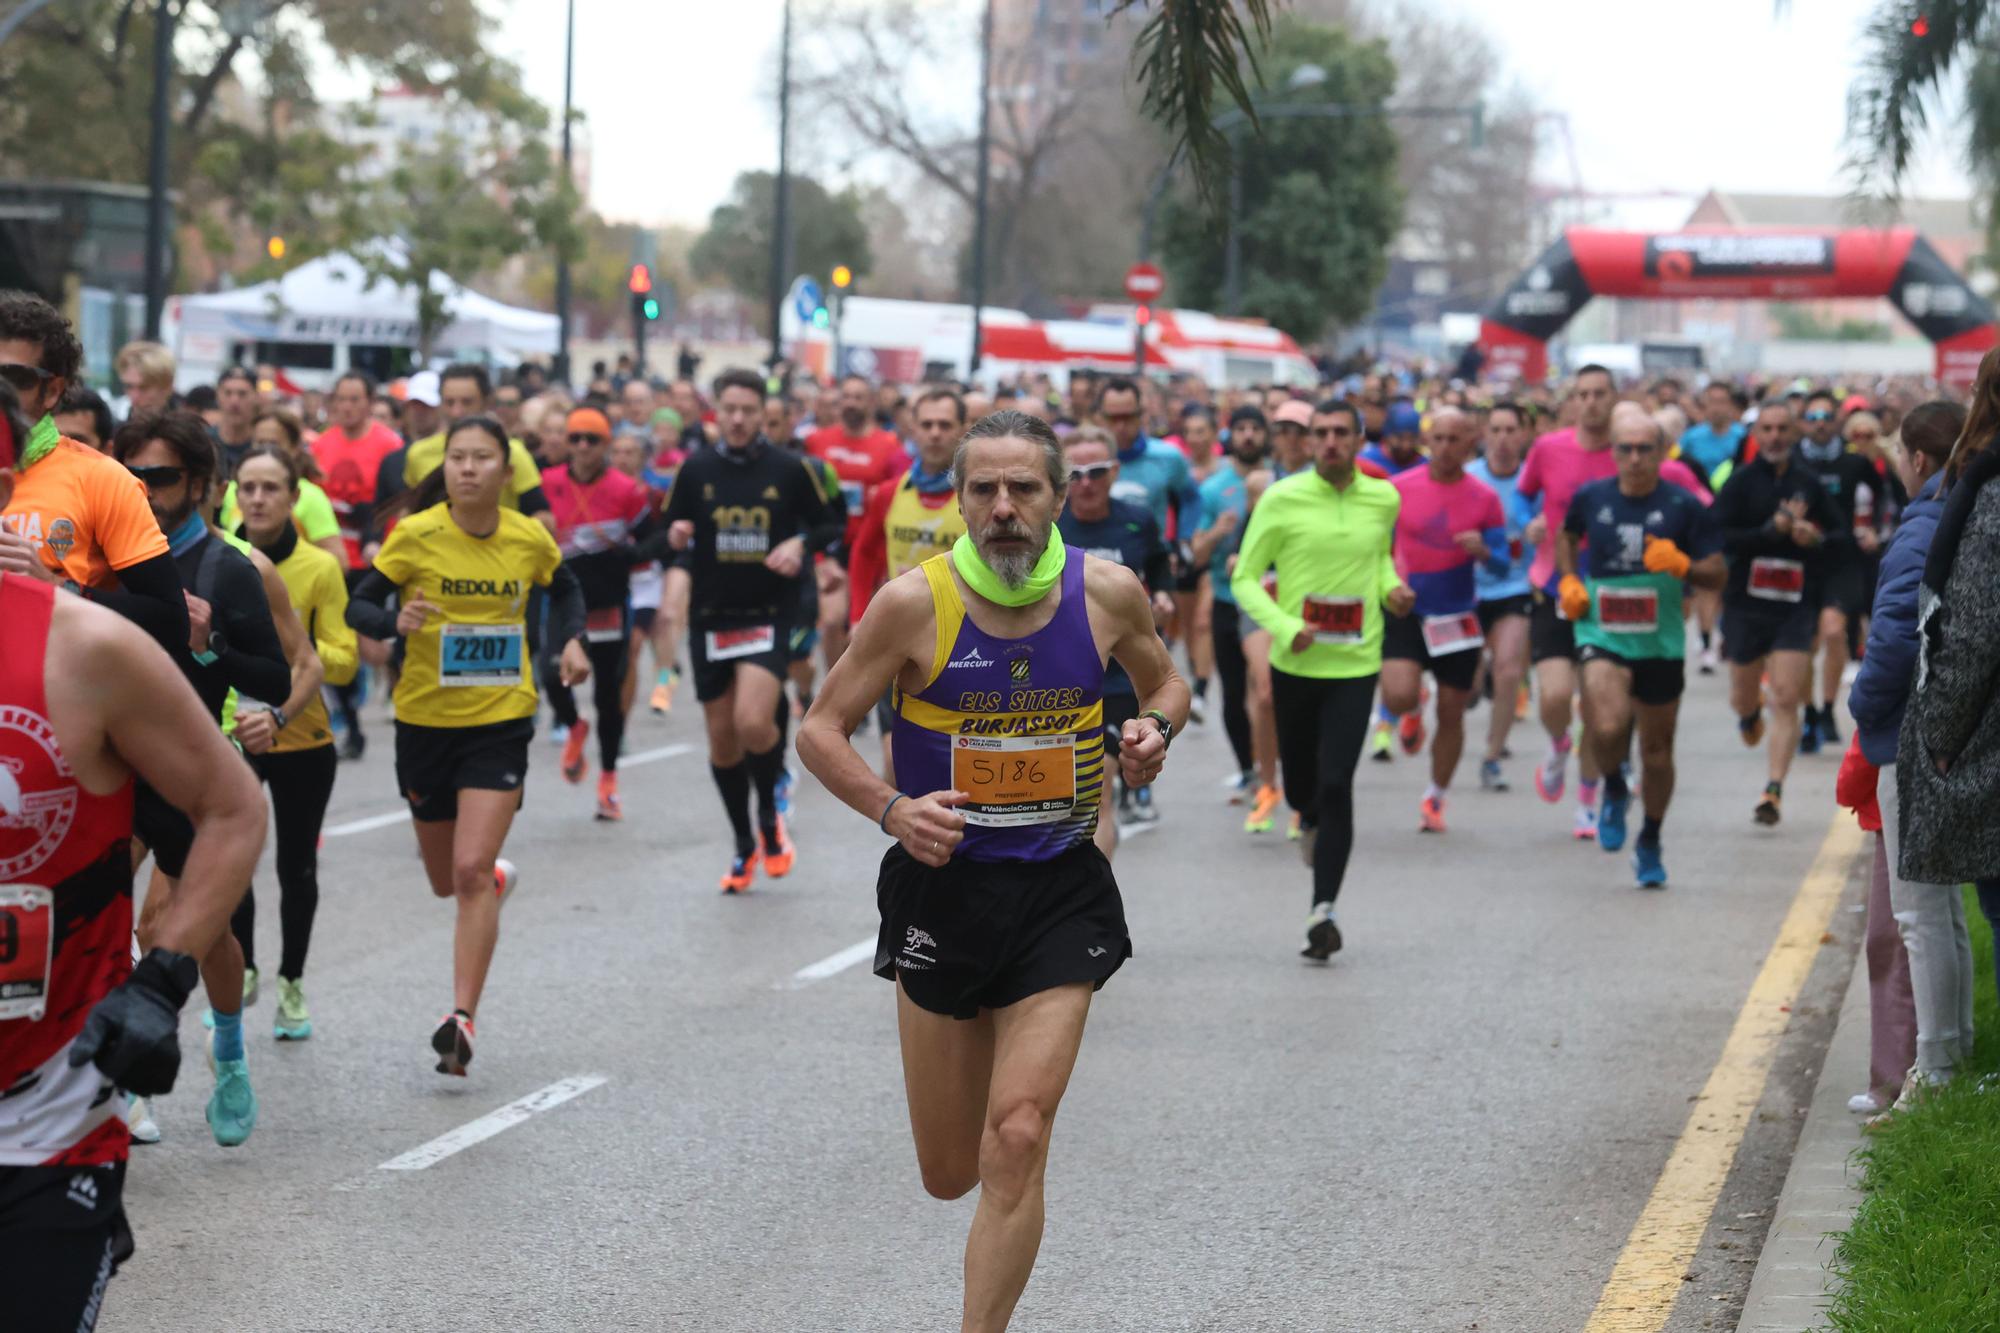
[494,858,519,905]
[126,1095,161,1145]
[1847,1092,1884,1114]
[1572,805,1598,842]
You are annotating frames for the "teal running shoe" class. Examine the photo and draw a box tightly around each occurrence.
[1633,840,1668,889]
[1598,780,1630,853]
[207,1055,258,1147]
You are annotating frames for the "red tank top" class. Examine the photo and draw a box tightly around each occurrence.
[0,575,136,1166]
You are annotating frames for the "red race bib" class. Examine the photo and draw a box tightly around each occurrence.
[1748,558,1804,603]
[1597,587,1659,633]
[0,885,55,1022]
[1302,595,1365,644]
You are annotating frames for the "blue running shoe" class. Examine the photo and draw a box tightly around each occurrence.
[1598,783,1630,852]
[775,765,795,818]
[1633,839,1668,889]
[207,1055,258,1147]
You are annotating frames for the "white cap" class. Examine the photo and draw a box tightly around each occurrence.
[404,370,442,407]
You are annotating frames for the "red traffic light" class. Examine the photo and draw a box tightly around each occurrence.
[627,263,653,295]
[1912,15,1929,36]
[1134,304,1152,327]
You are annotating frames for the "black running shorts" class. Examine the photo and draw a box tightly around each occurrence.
[875,841,1131,1020]
[0,1162,132,1333]
[132,780,194,879]
[1381,611,1481,692]
[1821,558,1869,621]
[1101,691,1139,766]
[689,621,790,703]
[1721,599,1818,666]
[1529,591,1575,664]
[1476,592,1534,634]
[1576,644,1687,706]
[394,717,532,823]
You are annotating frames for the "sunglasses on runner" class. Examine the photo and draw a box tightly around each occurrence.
[1612,442,1658,457]
[0,363,52,393]
[1068,462,1114,482]
[1311,425,1356,438]
[567,432,607,445]
[1803,410,1833,422]
[1099,410,1141,426]
[127,464,187,490]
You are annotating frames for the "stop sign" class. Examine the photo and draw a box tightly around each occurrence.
[1124,262,1165,302]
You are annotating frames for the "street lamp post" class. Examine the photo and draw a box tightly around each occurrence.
[767,0,794,371]
[968,0,995,382]
[142,0,173,339]
[554,0,576,387]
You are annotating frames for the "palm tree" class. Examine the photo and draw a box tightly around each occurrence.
[1118,0,1279,198]
[1846,0,2000,220]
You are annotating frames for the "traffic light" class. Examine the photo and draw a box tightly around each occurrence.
[831,264,853,290]
[1912,15,1930,37]
[627,263,653,295]
[642,296,660,321]
[266,235,286,260]
[811,305,831,329]
[1134,304,1152,326]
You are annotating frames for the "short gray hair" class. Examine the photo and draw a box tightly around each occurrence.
[951,409,1067,494]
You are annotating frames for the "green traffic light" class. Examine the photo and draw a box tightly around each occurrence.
[643,298,660,320]
[812,306,830,329]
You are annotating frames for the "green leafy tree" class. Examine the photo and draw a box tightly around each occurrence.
[0,0,575,326]
[1158,19,1402,340]
[689,172,872,330]
[1116,0,1278,201]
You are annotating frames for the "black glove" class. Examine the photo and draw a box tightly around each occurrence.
[67,947,200,1096]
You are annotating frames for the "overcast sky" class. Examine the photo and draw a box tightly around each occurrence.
[494,0,1973,227]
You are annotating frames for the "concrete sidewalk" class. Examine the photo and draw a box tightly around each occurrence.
[1737,942,1871,1331]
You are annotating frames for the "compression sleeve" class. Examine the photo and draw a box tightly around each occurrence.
[544,563,587,648]
[87,552,191,661]
[344,568,401,639]
[516,485,550,518]
[216,559,292,706]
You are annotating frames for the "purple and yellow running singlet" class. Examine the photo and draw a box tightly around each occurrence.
[890,550,1106,863]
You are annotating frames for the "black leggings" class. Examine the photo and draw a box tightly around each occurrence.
[230,744,339,980]
[1271,669,1378,909]
[1209,599,1254,773]
[546,627,631,772]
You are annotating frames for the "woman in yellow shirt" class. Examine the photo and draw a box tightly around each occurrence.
[230,444,358,1040]
[346,416,590,1077]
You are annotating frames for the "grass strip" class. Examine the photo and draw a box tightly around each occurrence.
[1823,886,2000,1331]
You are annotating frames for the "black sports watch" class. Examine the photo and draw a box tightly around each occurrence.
[1139,708,1175,749]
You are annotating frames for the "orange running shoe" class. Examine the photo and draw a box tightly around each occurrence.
[1398,711,1425,755]
[1419,793,1447,833]
[1244,784,1281,833]
[595,772,622,821]
[761,817,795,877]
[561,717,591,784]
[1515,681,1531,721]
[720,850,759,893]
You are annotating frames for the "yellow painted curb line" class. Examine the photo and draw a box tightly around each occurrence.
[1582,814,1865,1332]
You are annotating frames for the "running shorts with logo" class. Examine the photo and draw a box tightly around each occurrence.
[369,504,560,816]
[1384,467,1506,693]
[875,842,1129,1019]
[880,551,1121,1015]
[1563,477,1720,706]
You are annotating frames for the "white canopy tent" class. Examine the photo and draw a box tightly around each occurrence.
[168,251,557,388]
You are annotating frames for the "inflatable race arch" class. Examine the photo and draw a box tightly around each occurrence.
[1478,228,1998,387]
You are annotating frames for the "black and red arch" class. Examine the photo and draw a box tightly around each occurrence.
[1479,227,1997,387]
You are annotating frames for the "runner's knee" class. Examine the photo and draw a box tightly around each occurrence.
[451,856,496,900]
[980,1099,1052,1199]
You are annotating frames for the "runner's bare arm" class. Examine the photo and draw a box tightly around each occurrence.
[1091,557,1188,787]
[1556,527,1581,581]
[1687,551,1726,590]
[799,572,933,817]
[52,594,266,960]
[798,571,970,866]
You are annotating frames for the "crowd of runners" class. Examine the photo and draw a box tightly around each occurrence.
[0,285,1967,1329]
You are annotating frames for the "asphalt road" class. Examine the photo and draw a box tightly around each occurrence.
[101,656,1863,1333]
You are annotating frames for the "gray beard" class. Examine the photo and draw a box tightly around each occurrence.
[978,521,1048,587]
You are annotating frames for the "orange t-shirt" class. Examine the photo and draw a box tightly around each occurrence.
[1,438,168,590]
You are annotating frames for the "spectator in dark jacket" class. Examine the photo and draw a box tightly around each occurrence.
[1898,349,2000,1076]
[1848,400,1964,1115]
